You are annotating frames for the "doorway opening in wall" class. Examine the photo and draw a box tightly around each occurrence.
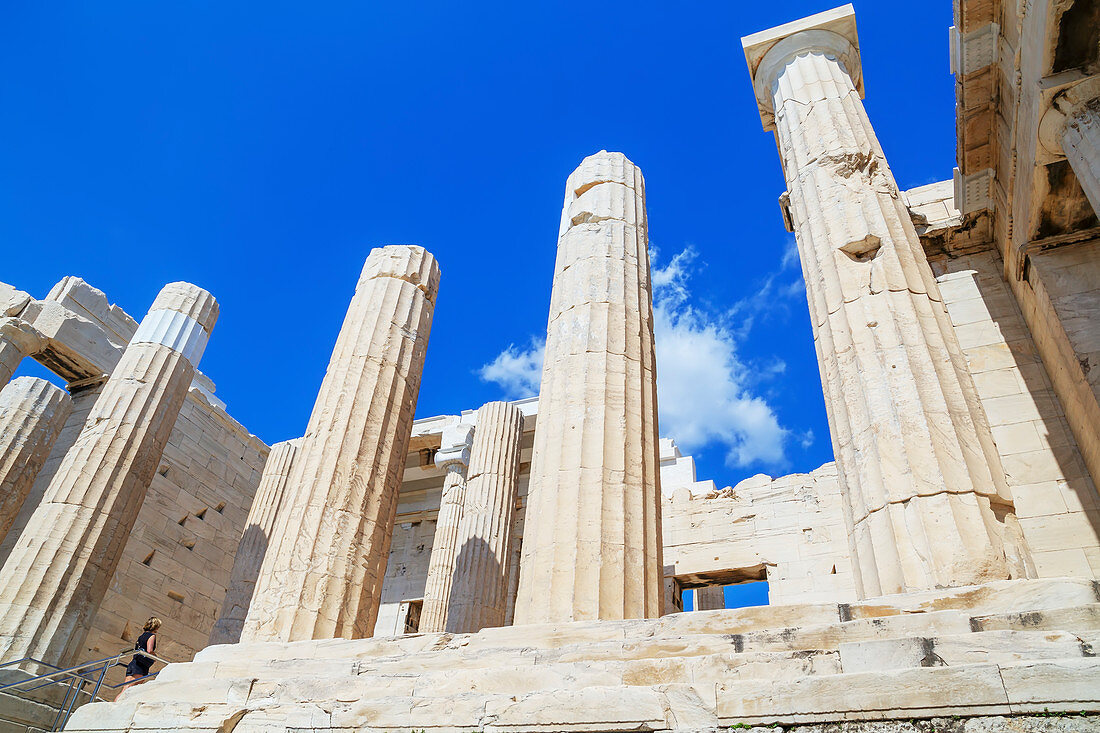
[683,581,770,611]
[675,564,770,611]
[402,599,423,634]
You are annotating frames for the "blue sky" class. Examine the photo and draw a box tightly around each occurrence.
[4,1,956,490]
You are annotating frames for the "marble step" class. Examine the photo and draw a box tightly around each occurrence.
[246,630,1096,699]
[971,602,1100,632]
[716,657,1100,725]
[64,659,1100,732]
[180,647,840,693]
[157,626,1096,699]
[188,602,1100,681]
[62,579,1100,732]
[838,628,1098,672]
[194,578,1100,670]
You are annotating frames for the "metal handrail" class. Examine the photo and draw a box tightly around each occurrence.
[0,656,62,673]
[0,648,170,693]
[0,647,172,731]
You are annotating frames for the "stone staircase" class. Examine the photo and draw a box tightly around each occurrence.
[64,579,1100,732]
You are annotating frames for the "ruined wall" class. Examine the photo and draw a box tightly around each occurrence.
[932,248,1100,577]
[0,278,268,671]
[662,464,857,606]
[372,416,859,634]
[83,391,267,664]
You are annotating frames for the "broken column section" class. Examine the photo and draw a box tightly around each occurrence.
[243,245,440,642]
[0,283,218,667]
[514,151,663,624]
[0,377,73,541]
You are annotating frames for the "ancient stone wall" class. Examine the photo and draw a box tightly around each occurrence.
[931,248,1100,577]
[1029,241,1100,477]
[662,464,858,606]
[83,391,267,664]
[0,278,268,670]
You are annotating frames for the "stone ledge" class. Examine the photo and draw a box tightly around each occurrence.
[63,578,1100,732]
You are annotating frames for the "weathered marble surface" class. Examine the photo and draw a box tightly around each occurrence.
[243,245,439,642]
[209,438,302,646]
[420,422,474,633]
[1060,100,1100,217]
[0,318,43,387]
[0,283,218,668]
[63,578,1100,732]
[743,6,1027,598]
[0,377,72,541]
[514,151,663,624]
[446,401,524,633]
[0,277,267,672]
[663,463,858,607]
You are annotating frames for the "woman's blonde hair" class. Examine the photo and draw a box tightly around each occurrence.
[143,616,162,632]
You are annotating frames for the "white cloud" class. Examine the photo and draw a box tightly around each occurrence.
[799,429,815,449]
[479,244,806,470]
[650,251,789,468]
[780,237,801,270]
[650,247,697,307]
[478,338,544,399]
[729,237,804,337]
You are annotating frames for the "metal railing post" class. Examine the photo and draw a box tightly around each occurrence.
[0,647,173,729]
[50,676,78,731]
[86,653,117,708]
[57,676,88,731]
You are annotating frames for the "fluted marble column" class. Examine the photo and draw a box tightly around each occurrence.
[514,151,663,624]
[743,7,1024,598]
[0,318,43,387]
[0,378,73,541]
[209,438,302,646]
[0,283,217,666]
[418,423,474,633]
[243,246,439,642]
[1058,91,1100,216]
[446,401,523,633]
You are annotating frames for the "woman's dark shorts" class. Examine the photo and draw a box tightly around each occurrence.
[125,655,152,677]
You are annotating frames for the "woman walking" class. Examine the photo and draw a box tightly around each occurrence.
[123,616,161,685]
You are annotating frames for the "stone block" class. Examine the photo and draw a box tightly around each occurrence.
[484,686,670,731]
[971,603,1100,632]
[1001,658,1100,712]
[716,664,1011,723]
[1033,549,1095,577]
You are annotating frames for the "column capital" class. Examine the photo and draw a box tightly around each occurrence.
[435,422,474,472]
[1038,76,1100,159]
[741,4,863,130]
